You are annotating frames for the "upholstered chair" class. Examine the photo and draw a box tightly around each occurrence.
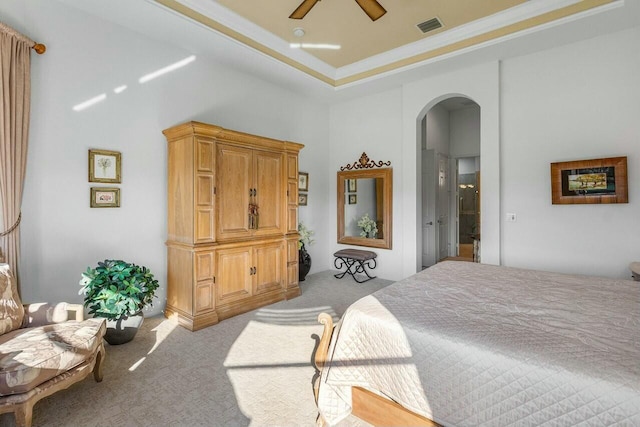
[0,264,106,427]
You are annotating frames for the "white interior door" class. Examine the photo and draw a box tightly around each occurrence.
[437,153,450,261]
[421,149,436,267]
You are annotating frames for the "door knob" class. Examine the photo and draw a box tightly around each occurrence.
[426,221,433,225]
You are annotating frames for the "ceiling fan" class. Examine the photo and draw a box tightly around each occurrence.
[289,0,387,22]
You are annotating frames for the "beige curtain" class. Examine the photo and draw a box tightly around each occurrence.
[0,22,33,293]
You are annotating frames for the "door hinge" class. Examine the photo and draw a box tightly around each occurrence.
[213,187,216,195]
[213,276,216,284]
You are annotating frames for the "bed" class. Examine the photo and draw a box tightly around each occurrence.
[314,261,640,426]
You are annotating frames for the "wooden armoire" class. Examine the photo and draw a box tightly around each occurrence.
[162,121,304,331]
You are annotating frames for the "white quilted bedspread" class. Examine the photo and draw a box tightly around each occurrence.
[317,261,640,426]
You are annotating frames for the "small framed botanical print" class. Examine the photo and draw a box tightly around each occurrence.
[89,149,121,183]
[298,172,309,192]
[347,179,357,193]
[298,193,308,206]
[90,187,120,208]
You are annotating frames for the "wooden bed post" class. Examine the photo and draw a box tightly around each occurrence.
[314,313,335,427]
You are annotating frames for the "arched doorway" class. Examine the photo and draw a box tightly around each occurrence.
[419,96,480,268]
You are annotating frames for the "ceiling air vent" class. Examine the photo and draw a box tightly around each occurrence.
[417,17,443,34]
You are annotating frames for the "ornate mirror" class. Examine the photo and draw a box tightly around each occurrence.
[337,153,392,249]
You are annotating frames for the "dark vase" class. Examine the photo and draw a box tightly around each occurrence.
[104,312,144,345]
[299,245,312,282]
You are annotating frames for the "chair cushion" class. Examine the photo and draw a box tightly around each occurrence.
[0,264,24,335]
[333,249,377,261]
[0,318,105,396]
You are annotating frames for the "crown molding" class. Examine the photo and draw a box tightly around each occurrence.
[150,0,620,88]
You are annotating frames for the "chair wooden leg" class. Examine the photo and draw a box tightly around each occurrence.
[93,344,105,382]
[14,402,34,427]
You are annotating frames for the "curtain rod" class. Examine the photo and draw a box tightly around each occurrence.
[0,22,46,54]
[33,43,46,54]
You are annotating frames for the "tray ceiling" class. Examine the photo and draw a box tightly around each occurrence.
[155,0,618,87]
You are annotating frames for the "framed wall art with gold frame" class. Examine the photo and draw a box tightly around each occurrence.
[90,187,120,208]
[550,156,628,205]
[89,149,121,183]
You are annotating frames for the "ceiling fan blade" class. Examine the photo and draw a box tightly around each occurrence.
[289,0,321,19]
[354,0,386,21]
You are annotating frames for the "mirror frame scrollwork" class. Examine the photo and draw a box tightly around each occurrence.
[337,153,392,249]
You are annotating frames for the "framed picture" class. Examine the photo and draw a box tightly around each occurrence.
[298,193,308,206]
[90,187,120,208]
[348,194,357,205]
[550,156,628,204]
[348,179,357,193]
[298,172,309,192]
[89,149,121,183]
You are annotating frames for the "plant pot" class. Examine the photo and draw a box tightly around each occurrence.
[299,247,312,282]
[104,313,144,345]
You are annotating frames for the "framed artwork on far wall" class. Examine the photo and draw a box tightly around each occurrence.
[348,179,357,193]
[89,149,121,183]
[90,187,120,208]
[298,172,309,192]
[550,156,628,205]
[298,193,308,206]
[348,194,357,205]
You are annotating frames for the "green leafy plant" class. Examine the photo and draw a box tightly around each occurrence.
[79,259,159,320]
[357,213,378,238]
[298,222,315,250]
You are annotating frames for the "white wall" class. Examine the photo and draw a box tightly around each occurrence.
[500,26,640,278]
[1,0,329,313]
[450,107,481,159]
[425,105,450,154]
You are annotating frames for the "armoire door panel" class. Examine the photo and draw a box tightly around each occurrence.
[287,179,298,234]
[195,281,214,313]
[287,264,299,288]
[253,151,283,236]
[167,138,194,244]
[287,239,298,263]
[217,144,252,239]
[195,174,215,242]
[287,207,298,234]
[287,181,298,205]
[197,175,214,206]
[196,209,214,242]
[195,251,214,282]
[197,139,214,172]
[287,154,298,180]
[255,242,284,294]
[217,248,252,304]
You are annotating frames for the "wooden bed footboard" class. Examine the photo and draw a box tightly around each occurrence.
[314,313,440,427]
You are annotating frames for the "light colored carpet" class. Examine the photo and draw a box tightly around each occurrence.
[1,271,392,427]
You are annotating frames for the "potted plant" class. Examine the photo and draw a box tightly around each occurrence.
[298,222,314,281]
[79,259,159,345]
